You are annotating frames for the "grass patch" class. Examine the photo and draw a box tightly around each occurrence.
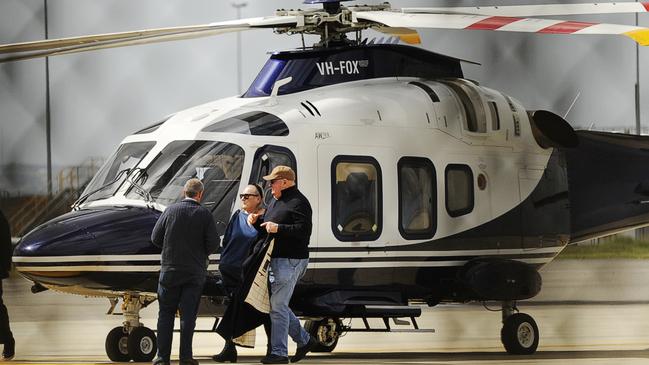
[558,237,649,259]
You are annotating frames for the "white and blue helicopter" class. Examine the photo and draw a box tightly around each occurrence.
[2,0,649,361]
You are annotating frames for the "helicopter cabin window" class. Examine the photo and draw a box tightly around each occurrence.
[249,145,297,206]
[331,156,382,241]
[202,111,289,136]
[504,95,521,136]
[398,157,436,239]
[445,164,474,217]
[442,79,487,133]
[81,141,155,203]
[488,101,500,131]
[125,140,244,228]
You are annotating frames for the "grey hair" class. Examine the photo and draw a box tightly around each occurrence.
[184,178,204,198]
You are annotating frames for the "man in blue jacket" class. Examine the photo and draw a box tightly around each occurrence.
[151,178,220,365]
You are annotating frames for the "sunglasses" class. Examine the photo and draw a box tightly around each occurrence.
[239,193,259,199]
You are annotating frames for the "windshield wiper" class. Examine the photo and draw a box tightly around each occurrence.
[72,168,131,210]
[126,168,153,207]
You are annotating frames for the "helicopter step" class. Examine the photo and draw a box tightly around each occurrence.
[346,306,436,333]
[304,305,434,353]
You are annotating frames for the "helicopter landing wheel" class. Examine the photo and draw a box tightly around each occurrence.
[501,313,539,355]
[304,318,342,353]
[127,326,157,362]
[105,326,130,362]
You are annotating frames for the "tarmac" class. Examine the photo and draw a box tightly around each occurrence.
[5,259,649,364]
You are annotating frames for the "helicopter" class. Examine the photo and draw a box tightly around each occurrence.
[2,0,649,361]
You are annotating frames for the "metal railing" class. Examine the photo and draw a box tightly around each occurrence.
[57,157,103,193]
[7,157,104,236]
[9,196,49,235]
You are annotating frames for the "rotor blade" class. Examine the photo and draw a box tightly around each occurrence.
[354,11,649,46]
[402,2,649,17]
[0,16,298,63]
[374,27,421,44]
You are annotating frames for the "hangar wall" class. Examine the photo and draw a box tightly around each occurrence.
[0,0,647,194]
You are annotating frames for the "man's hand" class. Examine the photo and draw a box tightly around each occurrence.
[260,221,279,233]
[248,213,260,226]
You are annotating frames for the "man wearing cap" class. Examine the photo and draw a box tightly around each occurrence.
[250,166,315,364]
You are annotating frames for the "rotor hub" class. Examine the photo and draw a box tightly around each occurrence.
[275,2,391,47]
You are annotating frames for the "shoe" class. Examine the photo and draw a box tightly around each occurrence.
[290,336,316,363]
[212,341,237,363]
[151,357,170,365]
[179,359,199,365]
[2,337,14,360]
[260,354,288,364]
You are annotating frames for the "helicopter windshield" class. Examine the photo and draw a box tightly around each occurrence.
[126,141,244,226]
[81,141,155,204]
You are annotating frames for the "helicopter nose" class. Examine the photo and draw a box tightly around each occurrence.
[13,206,161,277]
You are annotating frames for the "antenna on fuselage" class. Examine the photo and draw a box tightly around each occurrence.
[563,91,581,120]
[269,77,293,105]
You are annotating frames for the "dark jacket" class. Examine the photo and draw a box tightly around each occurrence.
[216,234,272,341]
[263,185,312,259]
[151,198,220,276]
[0,210,11,279]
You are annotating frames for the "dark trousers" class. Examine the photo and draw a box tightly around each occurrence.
[156,270,205,361]
[0,281,11,344]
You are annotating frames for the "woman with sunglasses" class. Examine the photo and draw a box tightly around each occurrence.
[213,184,268,363]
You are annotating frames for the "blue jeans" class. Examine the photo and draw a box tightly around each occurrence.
[269,258,310,357]
[156,270,205,361]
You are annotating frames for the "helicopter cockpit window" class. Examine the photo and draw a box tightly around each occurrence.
[202,111,289,136]
[81,141,155,203]
[442,79,487,133]
[445,164,474,217]
[126,141,244,227]
[398,157,436,239]
[332,156,382,241]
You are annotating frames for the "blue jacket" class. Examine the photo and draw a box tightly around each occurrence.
[151,199,220,276]
[219,209,261,270]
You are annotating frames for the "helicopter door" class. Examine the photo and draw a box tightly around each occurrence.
[315,144,390,286]
[248,145,297,207]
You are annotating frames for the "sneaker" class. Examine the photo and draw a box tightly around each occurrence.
[2,337,14,360]
[260,354,288,364]
[152,357,170,365]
